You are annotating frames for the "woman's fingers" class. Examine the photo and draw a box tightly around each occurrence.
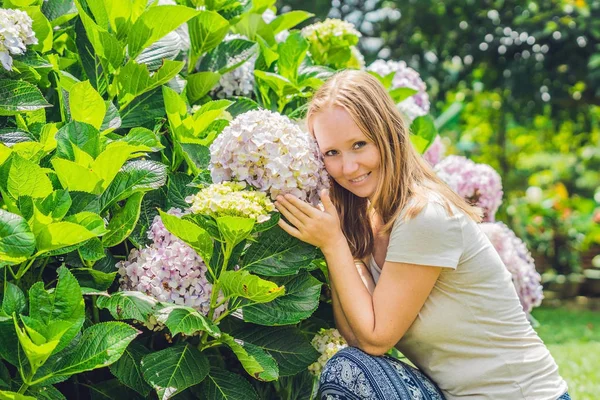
[278,218,301,239]
[275,199,304,229]
[282,194,319,218]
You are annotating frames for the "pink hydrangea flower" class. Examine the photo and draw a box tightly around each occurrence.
[423,135,446,166]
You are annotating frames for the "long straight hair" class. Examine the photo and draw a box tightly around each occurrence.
[307,70,482,259]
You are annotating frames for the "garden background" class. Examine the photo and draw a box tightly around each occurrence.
[0,0,598,399]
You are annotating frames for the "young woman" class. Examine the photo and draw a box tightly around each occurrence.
[274,70,569,400]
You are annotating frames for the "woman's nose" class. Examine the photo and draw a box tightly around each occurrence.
[342,154,359,175]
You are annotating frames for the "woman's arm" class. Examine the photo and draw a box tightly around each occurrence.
[331,261,375,347]
[275,191,441,356]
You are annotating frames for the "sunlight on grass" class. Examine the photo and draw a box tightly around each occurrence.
[532,307,600,400]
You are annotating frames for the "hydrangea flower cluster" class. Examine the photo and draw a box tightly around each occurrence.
[423,135,446,167]
[301,18,363,69]
[479,222,544,315]
[117,209,222,328]
[209,110,329,205]
[367,59,430,123]
[185,181,275,223]
[212,34,257,99]
[308,328,348,376]
[434,155,503,222]
[0,8,37,71]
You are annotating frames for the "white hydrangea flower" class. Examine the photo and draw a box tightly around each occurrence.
[301,18,361,43]
[185,181,276,223]
[209,109,330,205]
[212,34,257,99]
[308,328,348,376]
[301,18,363,69]
[367,59,431,123]
[0,8,38,71]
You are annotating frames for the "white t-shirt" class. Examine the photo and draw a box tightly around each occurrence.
[367,199,568,400]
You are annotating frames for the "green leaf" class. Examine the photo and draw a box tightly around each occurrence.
[116,60,184,109]
[35,221,97,255]
[277,32,308,83]
[70,268,116,291]
[253,70,297,98]
[188,11,229,60]
[109,341,152,397]
[102,192,144,247]
[216,216,255,248]
[121,127,164,152]
[69,81,106,129]
[140,345,210,400]
[198,368,259,400]
[13,315,62,374]
[154,304,220,338]
[51,158,104,194]
[3,154,53,199]
[120,88,165,129]
[136,31,183,71]
[0,320,19,366]
[1,282,26,316]
[158,210,212,263]
[99,160,168,212]
[129,188,166,248]
[389,87,419,104]
[38,190,72,220]
[186,72,221,104]
[0,80,51,116]
[63,212,108,236]
[242,271,321,326]
[231,325,318,376]
[243,226,319,276]
[95,291,158,322]
[24,384,66,400]
[198,39,258,75]
[0,210,35,261]
[0,390,36,400]
[77,238,105,262]
[269,10,313,34]
[127,5,200,59]
[219,333,278,381]
[42,0,78,26]
[227,97,259,117]
[0,361,10,389]
[219,270,284,303]
[55,121,101,160]
[32,322,140,386]
[179,142,210,173]
[165,173,195,210]
[100,101,121,133]
[409,115,437,154]
[86,379,143,400]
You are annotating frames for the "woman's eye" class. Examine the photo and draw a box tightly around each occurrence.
[353,141,367,150]
[324,150,338,156]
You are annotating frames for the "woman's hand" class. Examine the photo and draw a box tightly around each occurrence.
[274,189,344,251]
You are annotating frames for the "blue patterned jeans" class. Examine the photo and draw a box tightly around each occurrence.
[318,347,445,399]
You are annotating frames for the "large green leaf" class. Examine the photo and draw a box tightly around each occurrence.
[109,341,152,397]
[389,87,418,104]
[85,379,143,400]
[127,5,200,59]
[140,345,209,400]
[51,158,104,194]
[102,192,144,247]
[70,268,117,291]
[95,291,158,322]
[198,39,258,75]
[38,190,72,220]
[54,121,101,160]
[154,304,220,338]
[158,210,212,263]
[63,212,108,236]
[25,384,67,400]
[115,60,184,109]
[277,32,308,83]
[120,88,165,129]
[165,173,195,210]
[242,271,321,326]
[231,325,318,376]
[186,72,221,103]
[219,333,278,381]
[32,322,140,386]
[227,97,259,117]
[0,390,36,400]
[35,221,97,255]
[120,127,164,152]
[100,101,121,132]
[42,0,78,26]
[69,81,106,129]
[2,154,53,199]
[188,11,229,61]
[1,282,26,316]
[136,31,183,71]
[198,368,259,400]
[0,362,10,389]
[0,320,19,366]
[99,160,167,211]
[179,142,210,174]
[219,270,284,303]
[0,80,51,115]
[215,216,255,248]
[242,226,319,276]
[129,188,166,248]
[0,210,35,261]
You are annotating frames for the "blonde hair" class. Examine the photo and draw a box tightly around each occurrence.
[307,70,482,259]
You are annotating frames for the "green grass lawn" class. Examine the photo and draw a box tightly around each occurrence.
[532,306,600,400]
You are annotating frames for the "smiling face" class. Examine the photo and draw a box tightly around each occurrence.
[311,106,381,199]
